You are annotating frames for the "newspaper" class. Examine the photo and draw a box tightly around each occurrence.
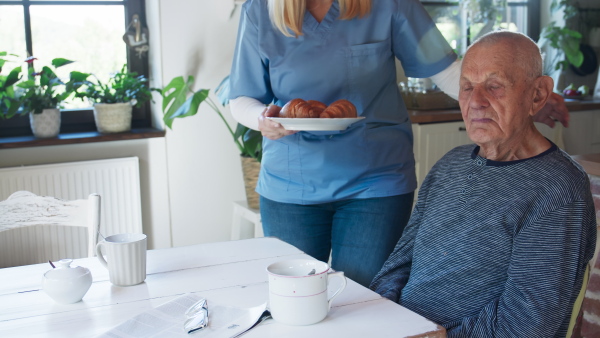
[97,294,269,338]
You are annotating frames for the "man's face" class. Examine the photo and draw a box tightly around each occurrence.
[458,42,535,149]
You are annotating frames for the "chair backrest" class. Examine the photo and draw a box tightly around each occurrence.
[0,191,101,268]
[567,172,600,338]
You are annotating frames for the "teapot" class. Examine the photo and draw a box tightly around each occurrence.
[43,259,92,304]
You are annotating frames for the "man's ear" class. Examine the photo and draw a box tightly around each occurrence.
[531,76,554,116]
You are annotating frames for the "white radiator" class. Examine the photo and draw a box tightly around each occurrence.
[0,157,143,237]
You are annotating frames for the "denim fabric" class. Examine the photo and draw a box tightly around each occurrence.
[260,193,414,287]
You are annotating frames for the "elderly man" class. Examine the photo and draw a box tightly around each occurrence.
[370,31,596,337]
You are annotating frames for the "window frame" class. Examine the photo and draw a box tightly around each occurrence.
[420,0,539,51]
[0,0,151,138]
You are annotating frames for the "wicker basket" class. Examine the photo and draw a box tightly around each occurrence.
[241,156,260,210]
[93,102,132,133]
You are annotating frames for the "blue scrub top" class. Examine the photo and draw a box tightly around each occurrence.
[229,0,457,205]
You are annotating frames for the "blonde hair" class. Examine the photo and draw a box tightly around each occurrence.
[268,0,372,37]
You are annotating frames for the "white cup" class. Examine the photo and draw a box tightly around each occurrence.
[267,259,347,326]
[96,233,147,286]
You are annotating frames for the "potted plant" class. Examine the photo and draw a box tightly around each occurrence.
[161,75,263,208]
[0,52,23,120]
[161,75,262,162]
[10,55,87,138]
[538,0,583,75]
[77,64,157,133]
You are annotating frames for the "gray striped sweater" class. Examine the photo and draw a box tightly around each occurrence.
[371,143,596,338]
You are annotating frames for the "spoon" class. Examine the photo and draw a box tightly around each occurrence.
[97,230,106,241]
[308,269,316,275]
[48,260,56,269]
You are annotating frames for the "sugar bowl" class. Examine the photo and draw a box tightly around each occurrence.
[43,259,92,304]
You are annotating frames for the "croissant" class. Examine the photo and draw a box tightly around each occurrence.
[306,100,327,117]
[279,99,357,118]
[320,99,357,118]
[280,99,326,118]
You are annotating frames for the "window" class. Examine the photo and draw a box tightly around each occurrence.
[0,0,150,137]
[421,0,539,56]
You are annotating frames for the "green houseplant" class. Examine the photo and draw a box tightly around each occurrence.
[161,75,263,209]
[1,53,87,137]
[161,75,262,162]
[17,56,88,115]
[0,52,23,120]
[538,0,583,73]
[77,64,157,133]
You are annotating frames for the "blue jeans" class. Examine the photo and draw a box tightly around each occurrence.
[260,193,414,287]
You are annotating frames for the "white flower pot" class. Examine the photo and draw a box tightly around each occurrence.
[29,108,61,138]
[93,102,133,133]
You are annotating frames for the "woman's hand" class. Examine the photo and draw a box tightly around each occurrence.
[533,92,569,128]
[258,105,298,140]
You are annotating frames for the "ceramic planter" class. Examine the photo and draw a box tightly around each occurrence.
[93,102,132,133]
[29,108,61,138]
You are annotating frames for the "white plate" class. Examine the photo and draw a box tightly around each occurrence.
[268,117,365,131]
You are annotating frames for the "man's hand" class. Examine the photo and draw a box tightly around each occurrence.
[258,105,297,140]
[533,92,569,128]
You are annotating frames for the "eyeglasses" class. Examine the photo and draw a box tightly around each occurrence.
[183,298,209,334]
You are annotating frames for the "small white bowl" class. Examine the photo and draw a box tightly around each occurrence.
[43,259,92,304]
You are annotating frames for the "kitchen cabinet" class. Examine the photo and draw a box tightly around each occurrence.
[563,110,600,155]
[412,121,471,192]
[412,120,565,193]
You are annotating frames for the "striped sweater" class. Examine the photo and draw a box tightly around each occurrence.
[370,143,597,338]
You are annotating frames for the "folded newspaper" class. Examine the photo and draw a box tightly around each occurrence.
[96,293,269,338]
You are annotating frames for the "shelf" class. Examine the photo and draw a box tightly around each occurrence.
[0,128,165,149]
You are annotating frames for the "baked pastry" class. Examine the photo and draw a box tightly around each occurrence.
[280,99,326,118]
[306,100,327,116]
[279,99,357,118]
[320,99,357,118]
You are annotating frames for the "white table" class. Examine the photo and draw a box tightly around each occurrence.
[0,237,445,338]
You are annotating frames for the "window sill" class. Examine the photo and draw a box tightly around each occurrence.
[0,128,165,150]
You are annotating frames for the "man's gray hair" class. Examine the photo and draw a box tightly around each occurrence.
[468,30,543,79]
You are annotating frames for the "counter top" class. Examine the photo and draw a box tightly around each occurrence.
[409,98,600,124]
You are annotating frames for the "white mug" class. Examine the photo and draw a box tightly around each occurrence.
[96,233,147,286]
[267,259,347,326]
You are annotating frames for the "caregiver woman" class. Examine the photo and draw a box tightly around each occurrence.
[228,0,568,287]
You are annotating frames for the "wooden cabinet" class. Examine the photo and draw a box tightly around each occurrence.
[412,121,471,193]
[534,122,566,149]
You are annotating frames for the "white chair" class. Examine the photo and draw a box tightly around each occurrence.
[231,200,263,240]
[0,191,101,268]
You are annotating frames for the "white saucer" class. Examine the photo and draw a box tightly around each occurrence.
[267,117,365,131]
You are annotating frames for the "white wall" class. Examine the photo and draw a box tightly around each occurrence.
[148,0,247,247]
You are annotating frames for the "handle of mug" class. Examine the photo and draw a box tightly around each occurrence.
[96,241,109,268]
[326,271,347,310]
